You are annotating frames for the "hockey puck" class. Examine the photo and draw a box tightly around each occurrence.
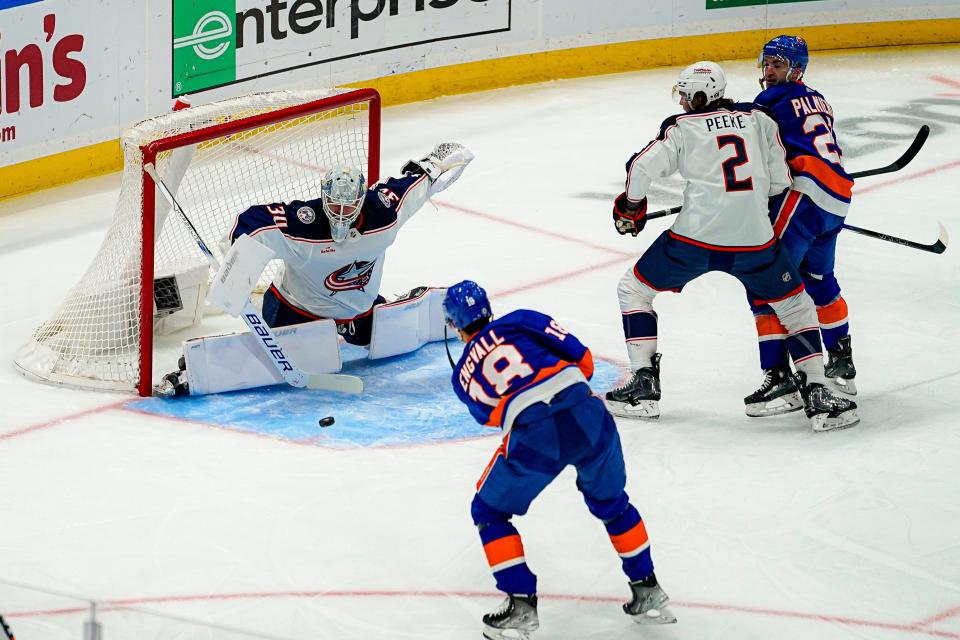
[318,416,335,428]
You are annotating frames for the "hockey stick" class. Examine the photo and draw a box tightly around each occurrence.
[144,163,363,394]
[842,220,948,254]
[0,614,15,640]
[645,125,932,222]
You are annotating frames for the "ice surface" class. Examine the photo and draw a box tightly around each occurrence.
[1,46,958,640]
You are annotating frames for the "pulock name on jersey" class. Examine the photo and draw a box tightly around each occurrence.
[457,330,507,392]
[790,94,834,119]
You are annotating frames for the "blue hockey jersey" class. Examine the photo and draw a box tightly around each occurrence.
[754,82,853,216]
[225,173,430,320]
[451,310,595,430]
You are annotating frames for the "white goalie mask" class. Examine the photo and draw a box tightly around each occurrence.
[321,163,366,242]
[672,61,727,108]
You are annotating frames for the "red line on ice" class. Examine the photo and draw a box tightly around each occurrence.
[5,589,959,638]
[0,400,127,441]
[853,160,960,195]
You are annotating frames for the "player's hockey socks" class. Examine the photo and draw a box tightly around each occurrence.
[600,500,654,581]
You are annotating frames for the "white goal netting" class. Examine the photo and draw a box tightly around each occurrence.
[15,88,379,394]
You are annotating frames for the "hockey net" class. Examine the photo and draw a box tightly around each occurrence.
[15,88,381,396]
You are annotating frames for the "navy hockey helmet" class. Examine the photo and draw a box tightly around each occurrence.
[443,280,492,331]
[759,35,809,78]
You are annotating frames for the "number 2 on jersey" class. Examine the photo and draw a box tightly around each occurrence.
[717,135,754,192]
[802,114,842,164]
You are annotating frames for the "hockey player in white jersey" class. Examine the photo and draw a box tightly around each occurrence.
[157,143,474,396]
[604,61,858,432]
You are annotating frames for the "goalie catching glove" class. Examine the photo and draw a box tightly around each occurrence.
[401,142,475,197]
[613,192,648,236]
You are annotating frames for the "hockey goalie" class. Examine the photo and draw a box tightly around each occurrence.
[155,142,474,396]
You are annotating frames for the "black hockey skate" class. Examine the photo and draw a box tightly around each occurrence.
[623,573,677,625]
[825,335,857,396]
[153,355,189,398]
[605,354,661,420]
[482,594,539,640]
[744,364,804,417]
[795,371,860,432]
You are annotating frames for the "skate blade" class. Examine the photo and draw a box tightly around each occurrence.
[827,376,858,396]
[744,392,803,417]
[605,399,660,420]
[811,408,860,432]
[482,624,537,640]
[629,605,678,625]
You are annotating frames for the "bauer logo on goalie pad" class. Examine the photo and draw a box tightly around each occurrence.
[296,206,316,224]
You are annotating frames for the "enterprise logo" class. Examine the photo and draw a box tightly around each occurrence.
[173,10,233,61]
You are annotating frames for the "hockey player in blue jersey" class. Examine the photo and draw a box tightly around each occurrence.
[744,35,859,417]
[443,280,676,639]
[157,143,473,396]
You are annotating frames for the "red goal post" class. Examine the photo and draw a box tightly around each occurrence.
[15,88,381,396]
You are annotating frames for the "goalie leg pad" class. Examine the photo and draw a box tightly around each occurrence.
[367,287,448,359]
[183,318,341,395]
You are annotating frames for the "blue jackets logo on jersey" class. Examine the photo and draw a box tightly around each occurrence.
[325,260,377,293]
[296,206,316,224]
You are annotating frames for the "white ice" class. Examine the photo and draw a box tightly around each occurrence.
[1,46,959,640]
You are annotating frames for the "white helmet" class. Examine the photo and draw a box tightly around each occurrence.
[321,163,366,242]
[674,61,727,107]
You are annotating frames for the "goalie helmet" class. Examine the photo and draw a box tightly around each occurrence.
[759,35,809,79]
[674,61,726,107]
[443,280,492,331]
[321,163,366,242]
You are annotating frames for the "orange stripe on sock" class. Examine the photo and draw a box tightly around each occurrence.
[610,521,649,555]
[755,314,787,338]
[817,297,848,325]
[484,534,525,568]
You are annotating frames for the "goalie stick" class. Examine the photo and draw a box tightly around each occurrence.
[0,614,14,640]
[144,163,363,395]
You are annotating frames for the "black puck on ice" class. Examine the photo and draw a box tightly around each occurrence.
[318,416,335,428]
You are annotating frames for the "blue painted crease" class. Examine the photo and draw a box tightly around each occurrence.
[129,342,620,448]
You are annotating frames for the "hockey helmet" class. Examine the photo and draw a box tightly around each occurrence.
[321,163,366,242]
[758,35,809,79]
[673,61,727,107]
[443,280,492,331]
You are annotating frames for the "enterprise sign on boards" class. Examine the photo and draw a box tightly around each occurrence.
[172,0,512,96]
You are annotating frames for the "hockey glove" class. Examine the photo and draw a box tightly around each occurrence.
[613,192,647,236]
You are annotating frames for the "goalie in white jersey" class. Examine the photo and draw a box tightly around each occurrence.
[604,61,858,432]
[158,143,474,396]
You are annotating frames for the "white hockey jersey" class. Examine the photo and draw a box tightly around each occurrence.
[626,103,791,249]
[225,173,431,320]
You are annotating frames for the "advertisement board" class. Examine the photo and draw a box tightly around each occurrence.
[171,0,512,96]
[0,0,117,166]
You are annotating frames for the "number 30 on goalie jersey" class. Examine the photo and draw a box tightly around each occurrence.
[451,310,595,429]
